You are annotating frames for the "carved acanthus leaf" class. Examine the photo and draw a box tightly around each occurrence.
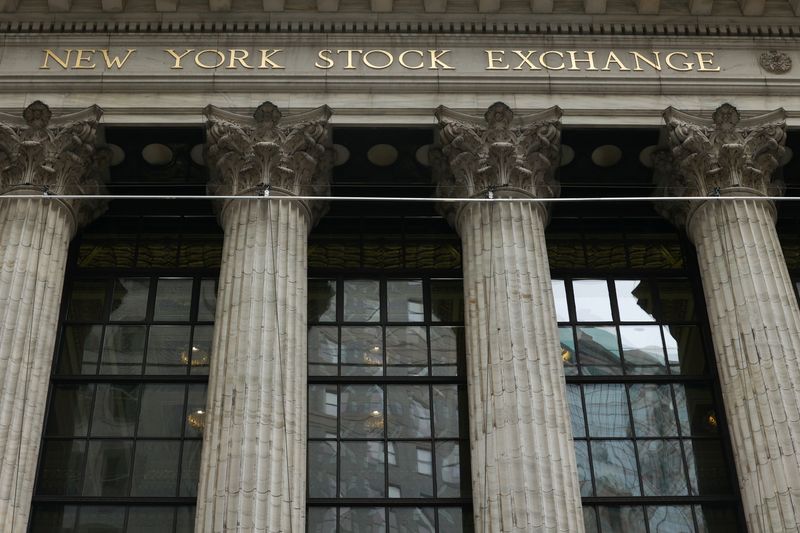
[0,101,107,229]
[205,102,333,220]
[653,103,787,227]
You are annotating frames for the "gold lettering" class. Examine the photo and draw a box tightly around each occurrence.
[315,49,334,69]
[259,49,284,69]
[485,50,509,70]
[195,49,226,69]
[337,49,363,69]
[512,50,540,70]
[73,49,96,69]
[665,52,693,71]
[398,50,424,70]
[226,49,254,69]
[630,51,661,71]
[428,50,454,70]
[165,49,194,69]
[40,49,72,69]
[695,51,720,72]
[566,50,597,71]
[100,49,135,69]
[363,49,393,69]
[601,51,630,71]
[539,51,565,70]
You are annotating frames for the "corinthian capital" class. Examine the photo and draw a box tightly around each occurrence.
[0,101,107,228]
[654,103,787,227]
[432,102,562,226]
[204,101,333,223]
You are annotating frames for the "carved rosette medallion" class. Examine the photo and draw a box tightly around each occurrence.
[759,50,792,74]
[204,101,333,224]
[653,103,787,228]
[431,102,562,229]
[0,100,107,229]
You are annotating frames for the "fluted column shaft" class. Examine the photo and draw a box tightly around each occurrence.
[0,197,74,532]
[459,200,583,532]
[196,197,308,532]
[688,196,800,532]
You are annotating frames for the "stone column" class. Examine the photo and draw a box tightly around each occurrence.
[197,102,332,532]
[0,102,105,531]
[654,103,800,533]
[432,103,584,533]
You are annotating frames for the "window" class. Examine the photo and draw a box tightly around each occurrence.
[549,213,743,533]
[30,213,222,533]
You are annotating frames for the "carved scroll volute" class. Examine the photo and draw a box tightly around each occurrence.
[0,101,107,228]
[654,103,787,228]
[432,102,562,230]
[204,101,333,224]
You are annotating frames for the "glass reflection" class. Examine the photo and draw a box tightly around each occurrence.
[145,325,191,375]
[573,280,613,321]
[309,326,338,376]
[131,441,180,496]
[576,327,621,375]
[91,384,139,437]
[341,327,383,376]
[340,385,384,438]
[387,280,424,322]
[340,507,386,533]
[638,440,688,496]
[647,505,695,533]
[620,325,666,374]
[430,326,462,376]
[197,278,218,321]
[127,507,175,533]
[629,384,677,437]
[387,385,431,438]
[615,280,656,322]
[430,280,463,323]
[308,441,337,498]
[574,441,593,497]
[340,442,385,497]
[584,384,631,437]
[560,326,577,374]
[566,384,585,438]
[685,440,731,494]
[551,279,570,322]
[309,384,338,438]
[38,441,85,495]
[83,441,133,496]
[100,326,146,374]
[664,325,706,375]
[432,385,459,438]
[591,440,640,496]
[58,325,102,374]
[67,280,107,321]
[597,506,646,533]
[308,507,337,533]
[110,278,150,321]
[435,442,462,497]
[388,442,434,498]
[76,506,126,532]
[137,384,184,437]
[46,385,93,436]
[309,279,337,322]
[437,508,464,533]
[389,507,435,532]
[154,278,193,321]
[386,326,427,375]
[344,280,380,322]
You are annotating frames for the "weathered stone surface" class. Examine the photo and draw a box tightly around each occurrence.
[655,103,800,533]
[196,102,332,533]
[0,102,104,532]
[433,103,584,533]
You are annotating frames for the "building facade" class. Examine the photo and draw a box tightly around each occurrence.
[0,1,799,532]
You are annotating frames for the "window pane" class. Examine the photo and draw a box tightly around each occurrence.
[584,384,631,438]
[309,326,338,376]
[577,326,621,375]
[340,385,384,438]
[154,278,193,321]
[573,280,612,321]
[137,384,185,437]
[638,440,688,496]
[185,384,207,438]
[629,384,677,437]
[583,507,599,533]
[190,325,213,375]
[551,279,570,322]
[100,325,146,374]
[309,384,338,438]
[309,279,337,322]
[574,440,593,497]
[388,442,434,498]
[430,326,462,376]
[695,505,739,533]
[110,278,150,321]
[656,279,697,322]
[620,325,666,374]
[340,441,385,497]
[387,385,431,438]
[340,507,386,533]
[664,325,706,375]
[432,385,459,438]
[435,442,463,497]
[647,505,695,533]
[37,440,86,495]
[615,280,656,322]
[46,384,94,436]
[30,504,78,532]
[67,280,107,321]
[560,326,577,374]
[308,441,337,498]
[82,441,133,496]
[57,325,102,375]
[180,440,202,497]
[344,280,380,322]
[175,506,196,533]
[341,327,383,376]
[76,506,125,532]
[685,440,732,494]
[430,280,463,322]
[386,326,427,375]
[131,441,180,496]
[674,385,719,437]
[597,506,646,533]
[91,384,140,437]
[566,384,585,438]
[308,507,337,533]
[591,440,640,497]
[145,325,191,375]
[197,278,218,321]
[387,280,424,322]
[438,508,464,533]
[127,506,175,533]
[389,507,435,532]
